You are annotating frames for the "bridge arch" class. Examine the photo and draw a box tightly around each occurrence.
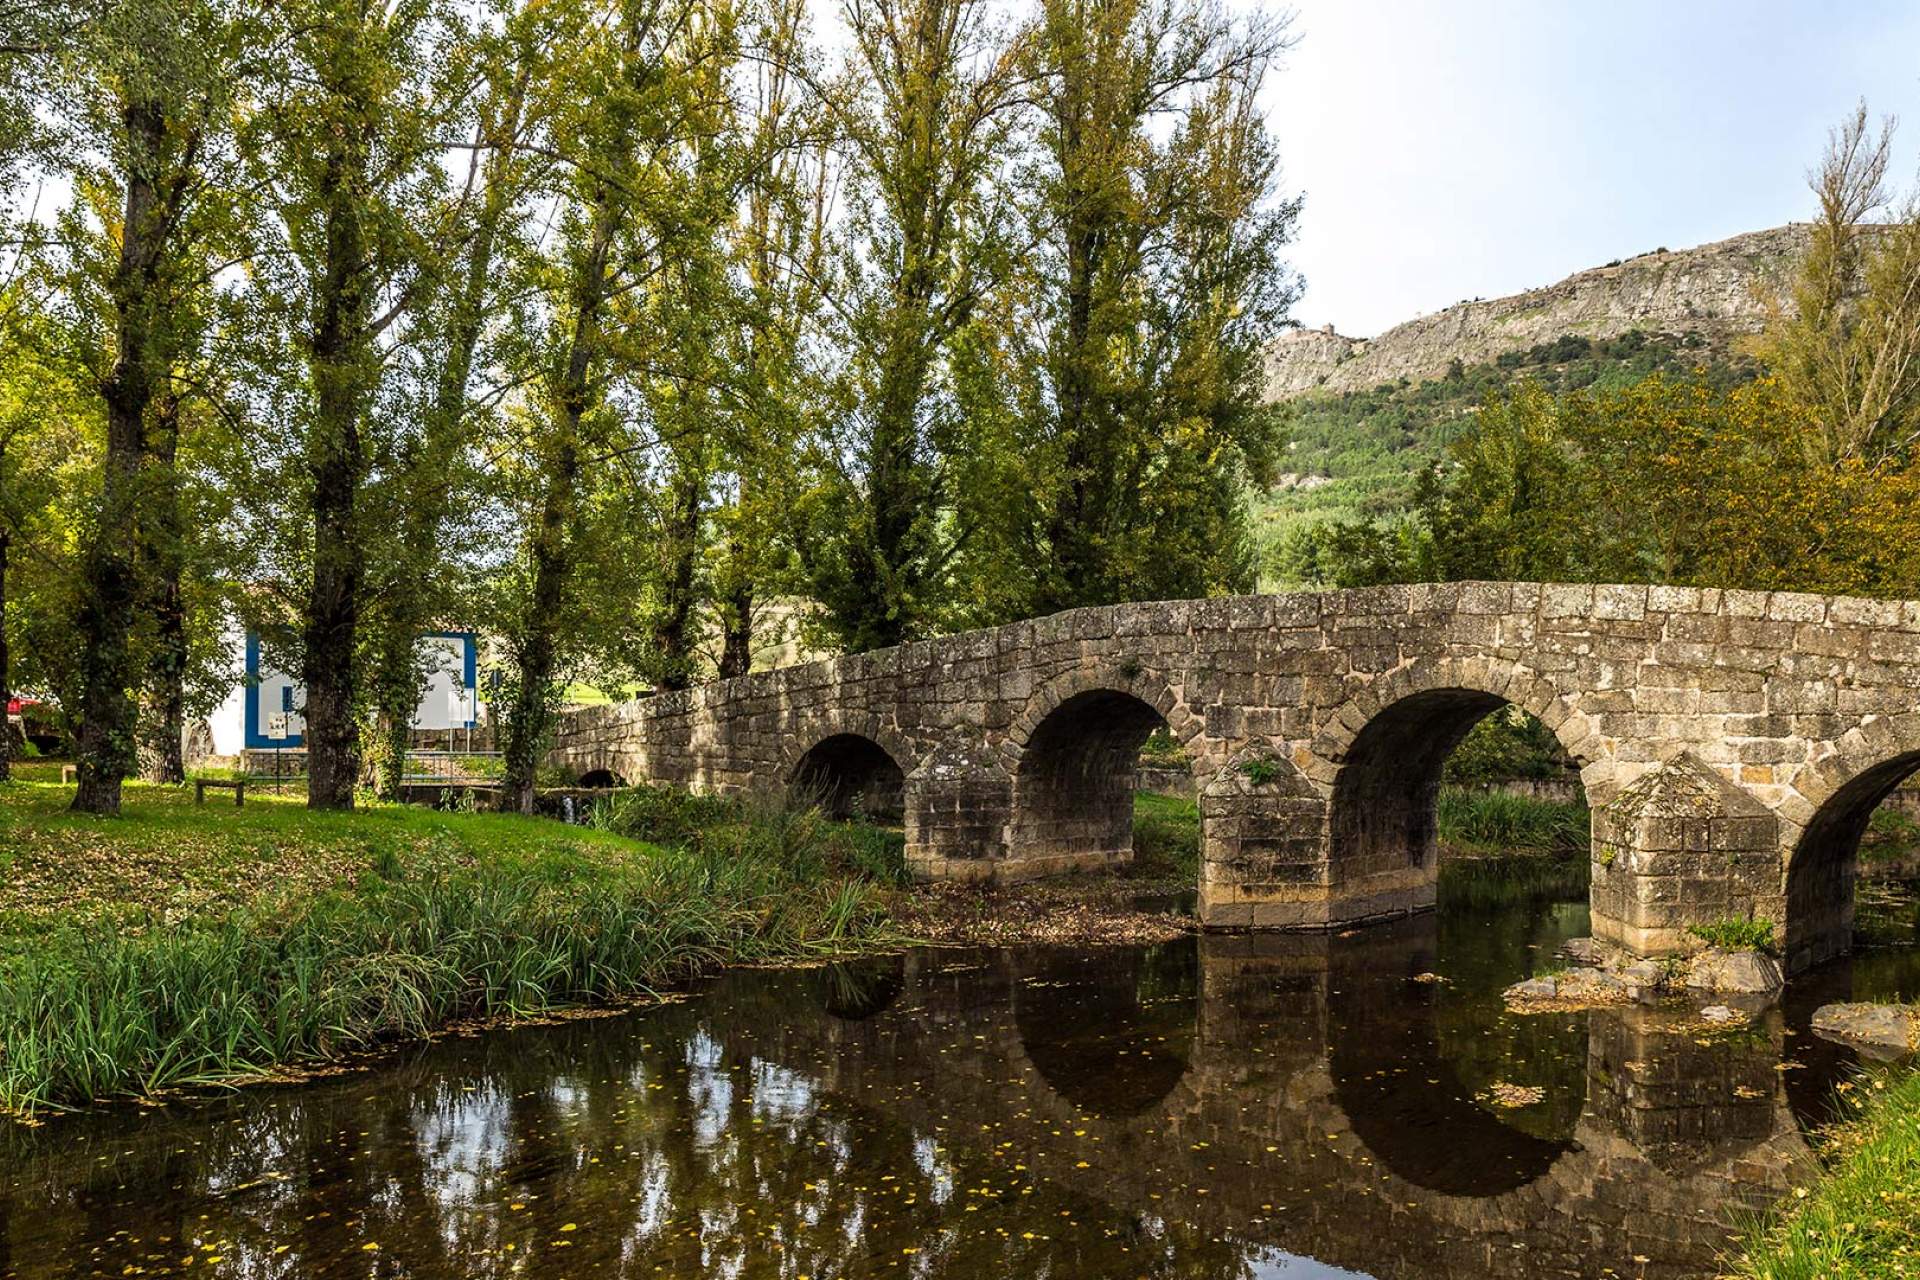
[1002,667,1205,875]
[1781,712,1920,971]
[782,714,916,822]
[1312,658,1598,920]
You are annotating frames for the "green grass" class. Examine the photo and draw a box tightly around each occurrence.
[1132,791,1201,882]
[1436,785,1589,853]
[1731,1065,1920,1279]
[0,776,902,1115]
[1687,916,1778,953]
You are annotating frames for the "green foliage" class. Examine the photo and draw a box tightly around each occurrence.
[1436,786,1589,853]
[1131,791,1200,882]
[0,779,900,1114]
[1687,916,1778,953]
[593,785,910,887]
[1444,707,1575,783]
[1733,1064,1920,1279]
[1863,805,1920,864]
[1138,729,1190,766]
[949,0,1298,619]
[1289,372,1920,600]
[1261,329,1755,584]
[1238,756,1283,786]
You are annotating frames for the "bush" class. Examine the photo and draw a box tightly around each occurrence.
[1132,792,1200,881]
[1863,805,1920,864]
[1444,707,1574,783]
[592,785,909,886]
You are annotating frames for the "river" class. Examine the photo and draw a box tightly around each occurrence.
[2,871,1916,1279]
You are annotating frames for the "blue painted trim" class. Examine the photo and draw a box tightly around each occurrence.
[242,630,304,749]
[423,631,481,728]
[242,631,260,747]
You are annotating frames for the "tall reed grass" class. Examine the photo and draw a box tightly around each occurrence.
[0,788,902,1115]
[1436,785,1589,853]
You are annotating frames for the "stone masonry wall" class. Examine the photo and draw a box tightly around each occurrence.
[550,580,1920,972]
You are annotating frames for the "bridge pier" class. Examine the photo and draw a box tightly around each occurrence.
[1589,752,1784,956]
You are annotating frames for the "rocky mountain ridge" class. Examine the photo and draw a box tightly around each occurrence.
[1265,224,1810,400]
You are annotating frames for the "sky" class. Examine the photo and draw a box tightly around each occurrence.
[1263,0,1920,336]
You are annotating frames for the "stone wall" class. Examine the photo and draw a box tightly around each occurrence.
[551,580,1920,972]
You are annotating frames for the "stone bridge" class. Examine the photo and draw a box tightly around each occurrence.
[551,581,1920,972]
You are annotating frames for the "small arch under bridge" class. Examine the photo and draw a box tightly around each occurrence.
[549,581,1920,973]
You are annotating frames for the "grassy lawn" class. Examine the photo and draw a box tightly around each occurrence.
[1132,790,1201,882]
[0,768,902,1116]
[0,761,646,945]
[1731,1065,1920,1279]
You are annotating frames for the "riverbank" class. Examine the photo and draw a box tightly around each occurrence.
[1730,1062,1920,1279]
[0,767,905,1116]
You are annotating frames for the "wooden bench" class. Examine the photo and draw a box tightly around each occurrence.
[194,778,247,807]
[61,764,77,784]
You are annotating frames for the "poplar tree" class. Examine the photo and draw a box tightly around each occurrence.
[47,0,245,813]
[490,0,739,812]
[361,11,538,798]
[710,0,829,678]
[242,0,452,809]
[795,0,1022,652]
[982,0,1297,615]
[1761,102,1920,468]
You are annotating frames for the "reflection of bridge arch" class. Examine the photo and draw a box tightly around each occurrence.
[984,928,1816,1261]
[1011,941,1199,1118]
[702,932,1818,1277]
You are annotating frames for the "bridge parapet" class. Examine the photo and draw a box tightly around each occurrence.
[549,581,1920,971]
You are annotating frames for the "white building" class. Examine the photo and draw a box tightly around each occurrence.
[206,630,481,756]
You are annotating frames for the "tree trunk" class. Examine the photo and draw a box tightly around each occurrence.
[717,576,752,679]
[137,403,186,784]
[72,98,168,815]
[303,108,375,811]
[502,192,616,814]
[650,465,705,691]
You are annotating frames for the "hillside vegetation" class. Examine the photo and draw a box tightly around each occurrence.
[1256,330,1759,583]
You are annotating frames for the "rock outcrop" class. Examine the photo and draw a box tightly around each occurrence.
[1810,1002,1918,1059]
[1265,225,1810,400]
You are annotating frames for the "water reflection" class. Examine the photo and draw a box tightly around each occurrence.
[0,888,1910,1280]
[1015,941,1199,1117]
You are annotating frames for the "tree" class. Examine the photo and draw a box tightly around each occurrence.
[488,0,740,812]
[794,0,1022,652]
[0,294,90,782]
[991,0,1297,616]
[240,0,455,809]
[360,11,538,799]
[43,0,246,813]
[709,0,828,678]
[1761,101,1920,468]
